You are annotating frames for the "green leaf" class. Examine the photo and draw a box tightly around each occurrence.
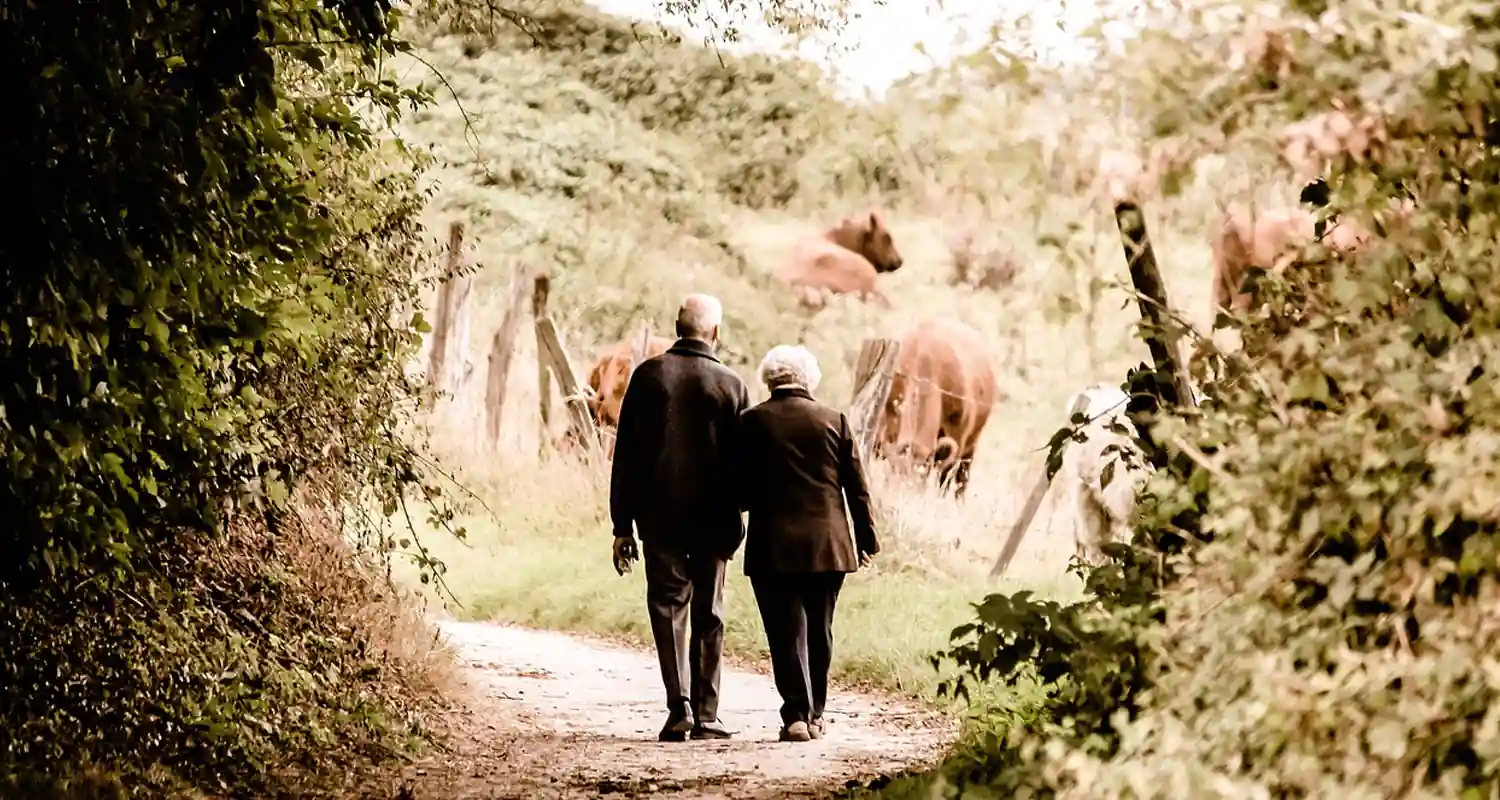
[1288,371,1330,404]
[265,475,290,508]
[291,44,326,71]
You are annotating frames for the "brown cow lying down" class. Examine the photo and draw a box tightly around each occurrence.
[779,210,904,310]
[874,318,998,497]
[561,333,673,458]
[1210,204,1374,316]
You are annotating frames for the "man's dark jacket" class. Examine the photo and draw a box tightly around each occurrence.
[734,385,880,576]
[609,337,751,559]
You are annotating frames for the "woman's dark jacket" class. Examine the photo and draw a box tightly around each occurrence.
[735,385,880,576]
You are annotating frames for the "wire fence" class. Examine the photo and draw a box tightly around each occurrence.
[563,364,1133,445]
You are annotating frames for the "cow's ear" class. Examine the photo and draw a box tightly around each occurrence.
[868,211,882,231]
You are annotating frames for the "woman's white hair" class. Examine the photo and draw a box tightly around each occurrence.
[758,344,821,392]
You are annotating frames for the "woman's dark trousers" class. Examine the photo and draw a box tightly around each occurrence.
[750,571,846,726]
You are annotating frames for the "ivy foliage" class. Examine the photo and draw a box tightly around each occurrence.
[1,0,455,792]
[924,1,1500,796]
[0,0,435,582]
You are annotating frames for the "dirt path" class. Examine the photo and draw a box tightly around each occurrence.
[388,619,957,799]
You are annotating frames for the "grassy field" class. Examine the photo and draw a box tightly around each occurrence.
[379,0,1300,713]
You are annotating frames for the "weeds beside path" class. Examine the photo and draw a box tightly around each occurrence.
[373,618,956,799]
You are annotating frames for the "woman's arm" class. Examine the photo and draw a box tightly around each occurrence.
[836,413,880,556]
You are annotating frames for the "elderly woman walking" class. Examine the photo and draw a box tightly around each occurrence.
[736,345,881,743]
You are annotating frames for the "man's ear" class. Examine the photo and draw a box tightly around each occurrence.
[709,324,721,346]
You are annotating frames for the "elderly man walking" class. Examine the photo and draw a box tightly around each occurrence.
[609,294,751,742]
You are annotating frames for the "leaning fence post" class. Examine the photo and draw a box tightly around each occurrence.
[988,391,1094,578]
[534,316,601,461]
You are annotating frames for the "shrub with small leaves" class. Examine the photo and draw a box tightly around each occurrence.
[920,2,1500,796]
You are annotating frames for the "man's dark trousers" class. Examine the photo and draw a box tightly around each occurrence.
[748,571,846,726]
[644,545,728,721]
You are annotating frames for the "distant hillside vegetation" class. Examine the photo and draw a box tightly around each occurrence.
[399,0,920,376]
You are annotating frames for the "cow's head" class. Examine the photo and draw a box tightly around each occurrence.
[833,210,904,274]
[586,352,635,430]
[583,391,606,428]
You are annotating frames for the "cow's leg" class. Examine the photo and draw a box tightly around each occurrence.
[950,457,974,498]
[793,285,826,312]
[935,458,966,496]
[932,461,951,494]
[1066,475,1091,564]
[861,288,893,308]
[1071,475,1109,567]
[1062,464,1087,562]
[1099,469,1137,552]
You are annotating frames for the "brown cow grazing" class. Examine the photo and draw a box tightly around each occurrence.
[1210,204,1372,316]
[779,210,904,310]
[874,318,998,497]
[577,334,673,457]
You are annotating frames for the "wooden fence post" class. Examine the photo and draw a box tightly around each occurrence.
[1113,201,1197,409]
[534,316,600,460]
[426,221,474,401]
[848,338,901,458]
[988,391,1093,578]
[532,274,553,451]
[484,264,532,448]
[629,322,653,368]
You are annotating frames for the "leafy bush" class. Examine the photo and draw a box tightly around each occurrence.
[1,0,455,791]
[918,2,1500,796]
[1,495,441,797]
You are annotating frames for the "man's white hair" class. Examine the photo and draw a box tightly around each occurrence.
[759,345,821,392]
[676,293,723,339]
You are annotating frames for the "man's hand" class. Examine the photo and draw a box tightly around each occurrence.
[858,550,875,570]
[612,536,639,576]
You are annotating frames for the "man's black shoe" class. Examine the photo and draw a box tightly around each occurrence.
[658,706,694,742]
